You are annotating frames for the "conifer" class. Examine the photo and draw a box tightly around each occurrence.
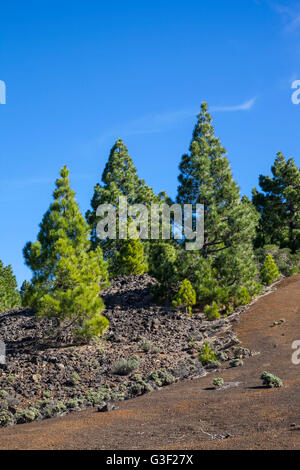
[23,166,109,340]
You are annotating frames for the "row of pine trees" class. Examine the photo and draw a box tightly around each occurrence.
[1,103,299,341]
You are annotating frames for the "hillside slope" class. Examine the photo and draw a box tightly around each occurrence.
[0,275,300,450]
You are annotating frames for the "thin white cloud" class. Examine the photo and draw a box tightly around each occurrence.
[211,97,257,112]
[270,1,300,32]
[97,98,257,145]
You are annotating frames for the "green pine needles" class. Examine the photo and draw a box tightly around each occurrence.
[23,166,109,341]
[0,261,20,312]
[112,219,148,276]
[172,279,196,315]
[260,254,280,286]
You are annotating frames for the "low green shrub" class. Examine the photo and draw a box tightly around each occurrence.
[234,287,251,307]
[213,377,224,388]
[204,301,220,321]
[148,369,176,387]
[260,371,283,388]
[229,358,244,367]
[112,358,140,376]
[260,254,280,286]
[139,340,153,353]
[199,342,217,365]
[172,279,196,315]
[130,374,153,396]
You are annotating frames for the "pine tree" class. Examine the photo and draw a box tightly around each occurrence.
[23,166,109,340]
[172,279,196,315]
[176,103,259,296]
[252,152,300,253]
[0,261,20,312]
[148,242,179,300]
[113,220,148,276]
[260,253,280,286]
[204,301,220,321]
[86,139,159,258]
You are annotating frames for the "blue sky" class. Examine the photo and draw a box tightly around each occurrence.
[1,0,300,286]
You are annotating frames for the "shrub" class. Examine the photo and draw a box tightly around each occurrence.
[260,254,280,286]
[130,374,153,396]
[112,358,140,376]
[172,279,196,315]
[234,287,251,307]
[148,242,179,301]
[256,245,300,277]
[6,376,16,384]
[260,371,283,388]
[213,377,224,388]
[0,410,14,427]
[204,301,220,321]
[205,359,221,369]
[86,387,111,406]
[229,358,244,367]
[112,219,148,276]
[148,369,176,387]
[65,398,82,409]
[139,340,153,353]
[233,347,250,358]
[15,408,40,424]
[70,371,80,386]
[198,342,217,365]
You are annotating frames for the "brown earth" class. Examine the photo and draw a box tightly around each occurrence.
[0,275,300,450]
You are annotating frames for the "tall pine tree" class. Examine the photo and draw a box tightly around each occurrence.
[252,152,300,253]
[176,102,259,297]
[23,166,109,340]
[86,139,159,258]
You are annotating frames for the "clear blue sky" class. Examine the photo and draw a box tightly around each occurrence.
[1,0,300,286]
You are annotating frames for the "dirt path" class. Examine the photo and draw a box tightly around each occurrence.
[1,275,300,450]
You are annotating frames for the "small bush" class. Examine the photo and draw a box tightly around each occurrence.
[229,358,244,367]
[148,369,176,387]
[204,301,220,321]
[172,279,196,315]
[260,254,280,286]
[198,342,217,365]
[130,374,153,396]
[86,386,111,405]
[234,287,251,307]
[256,245,300,277]
[15,408,40,424]
[260,371,283,388]
[65,398,82,409]
[233,347,250,358]
[205,359,221,369]
[0,410,14,427]
[70,371,80,386]
[112,358,140,376]
[6,376,16,384]
[213,377,224,388]
[139,340,153,353]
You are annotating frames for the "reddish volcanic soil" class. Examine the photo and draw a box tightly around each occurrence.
[0,275,300,450]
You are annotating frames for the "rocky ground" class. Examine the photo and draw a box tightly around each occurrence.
[0,275,260,427]
[0,275,299,450]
